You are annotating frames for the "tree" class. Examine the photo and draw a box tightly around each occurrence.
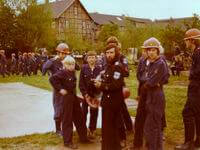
[119,19,142,53]
[0,0,57,54]
[119,19,163,55]
[98,24,120,44]
[0,1,18,53]
[159,14,200,58]
[160,24,185,58]
[16,1,56,52]
[183,14,200,30]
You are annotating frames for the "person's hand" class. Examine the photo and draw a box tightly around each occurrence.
[84,94,91,101]
[59,89,67,96]
[94,80,101,88]
[84,94,89,99]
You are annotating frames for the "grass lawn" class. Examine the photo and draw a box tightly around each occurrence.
[0,69,188,149]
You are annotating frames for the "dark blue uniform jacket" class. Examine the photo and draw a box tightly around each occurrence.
[79,64,102,97]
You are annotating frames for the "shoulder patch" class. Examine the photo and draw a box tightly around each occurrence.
[113,72,121,80]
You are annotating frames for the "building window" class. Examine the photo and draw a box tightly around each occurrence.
[52,21,56,28]
[59,20,62,33]
[82,21,86,29]
[74,6,78,15]
[86,24,90,29]
[65,20,69,28]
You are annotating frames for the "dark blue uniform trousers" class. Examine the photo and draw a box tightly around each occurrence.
[118,101,132,142]
[53,90,63,121]
[82,100,98,132]
[121,101,133,131]
[144,93,165,150]
[53,90,63,132]
[102,106,122,150]
[133,87,147,148]
[62,94,88,144]
[182,81,200,146]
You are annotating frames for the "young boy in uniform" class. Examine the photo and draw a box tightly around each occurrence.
[49,56,91,149]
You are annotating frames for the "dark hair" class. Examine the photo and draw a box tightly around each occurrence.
[105,43,120,57]
[194,39,200,46]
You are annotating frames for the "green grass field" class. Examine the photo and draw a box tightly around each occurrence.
[0,69,188,149]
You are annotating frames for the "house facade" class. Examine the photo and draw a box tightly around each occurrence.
[48,0,153,41]
[48,0,197,42]
[48,0,96,41]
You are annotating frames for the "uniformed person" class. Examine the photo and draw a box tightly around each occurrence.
[94,42,125,150]
[17,52,23,75]
[40,49,49,73]
[79,51,102,138]
[140,37,169,150]
[175,28,200,150]
[133,48,149,150]
[34,53,42,75]
[136,48,148,97]
[97,52,106,70]
[42,43,69,135]
[49,56,91,149]
[106,36,132,147]
[0,50,6,77]
[31,53,39,75]
[27,52,34,75]
[0,50,10,77]
[10,53,18,75]
[22,52,30,76]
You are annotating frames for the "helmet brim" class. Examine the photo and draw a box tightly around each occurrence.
[141,46,159,49]
[184,35,200,40]
[56,49,71,54]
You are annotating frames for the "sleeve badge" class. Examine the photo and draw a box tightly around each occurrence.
[113,72,121,80]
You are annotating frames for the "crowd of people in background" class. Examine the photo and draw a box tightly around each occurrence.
[0,48,108,78]
[0,46,193,79]
[170,50,192,76]
[0,49,49,77]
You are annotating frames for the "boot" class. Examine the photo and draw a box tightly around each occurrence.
[55,121,62,136]
[64,142,78,149]
[174,141,194,150]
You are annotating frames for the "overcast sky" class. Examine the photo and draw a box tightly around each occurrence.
[41,0,200,20]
